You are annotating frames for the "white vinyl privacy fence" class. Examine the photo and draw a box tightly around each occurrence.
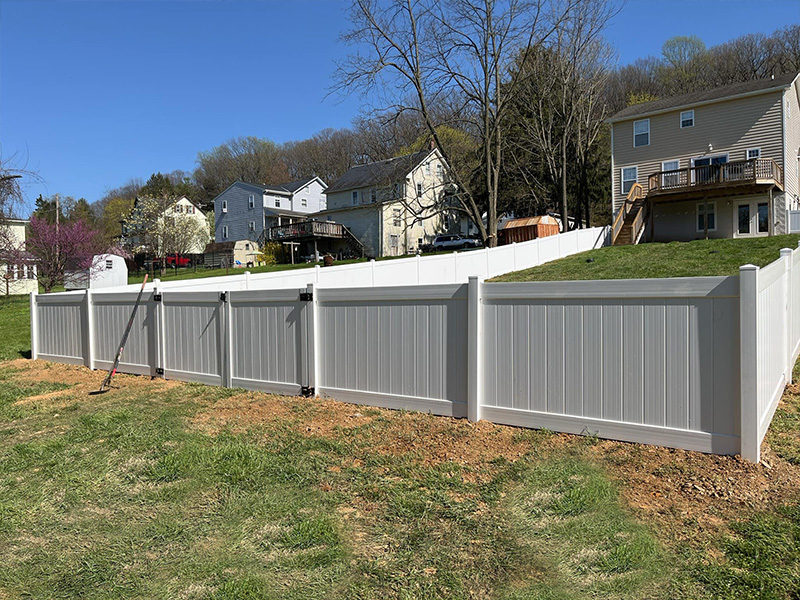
[107,227,610,293]
[30,237,800,462]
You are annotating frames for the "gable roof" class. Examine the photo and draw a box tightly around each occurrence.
[325,150,434,194]
[223,177,325,198]
[608,72,799,123]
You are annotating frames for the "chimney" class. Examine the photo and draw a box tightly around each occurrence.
[429,138,436,150]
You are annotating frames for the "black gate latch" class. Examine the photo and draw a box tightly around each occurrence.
[299,292,313,301]
[219,292,227,302]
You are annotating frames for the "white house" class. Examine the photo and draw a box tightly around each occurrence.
[314,149,469,257]
[213,178,327,244]
[0,218,37,295]
[64,254,128,290]
[122,195,210,255]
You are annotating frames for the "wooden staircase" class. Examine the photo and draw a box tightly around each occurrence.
[611,184,648,246]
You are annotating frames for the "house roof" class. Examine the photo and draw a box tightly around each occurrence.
[325,150,434,194]
[608,72,799,123]
[203,241,236,253]
[501,215,558,229]
[231,177,324,197]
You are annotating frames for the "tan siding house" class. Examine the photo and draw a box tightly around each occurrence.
[609,72,800,244]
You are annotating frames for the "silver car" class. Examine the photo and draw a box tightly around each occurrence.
[432,234,482,251]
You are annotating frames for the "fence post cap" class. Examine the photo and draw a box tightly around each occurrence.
[739,264,759,271]
[780,248,792,257]
[153,278,161,286]
[797,239,800,249]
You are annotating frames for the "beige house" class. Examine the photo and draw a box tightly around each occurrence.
[0,218,37,295]
[609,72,800,244]
[123,195,210,255]
[311,149,464,257]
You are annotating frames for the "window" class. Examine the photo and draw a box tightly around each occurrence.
[757,202,769,233]
[392,183,401,198]
[174,204,182,213]
[696,202,717,232]
[27,265,36,279]
[370,188,377,203]
[680,110,694,128]
[301,197,307,207]
[392,208,401,227]
[106,259,113,270]
[352,191,359,205]
[249,221,255,232]
[661,160,680,188]
[425,162,431,175]
[621,166,638,195]
[275,197,281,208]
[416,183,423,197]
[633,119,650,147]
[245,243,250,250]
[436,164,443,179]
[248,194,255,209]
[222,225,228,238]
[221,200,227,213]
[747,148,761,160]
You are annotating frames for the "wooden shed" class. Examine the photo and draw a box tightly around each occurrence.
[498,215,560,245]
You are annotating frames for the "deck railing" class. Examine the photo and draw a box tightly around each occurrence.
[648,158,783,194]
[269,220,345,240]
[611,183,644,244]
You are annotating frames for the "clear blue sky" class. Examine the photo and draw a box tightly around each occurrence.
[1,0,797,215]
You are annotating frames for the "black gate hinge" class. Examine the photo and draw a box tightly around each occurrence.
[153,293,162,302]
[301,386,315,397]
[220,292,227,302]
[299,292,313,301]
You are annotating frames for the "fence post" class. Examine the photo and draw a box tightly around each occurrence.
[85,289,95,369]
[467,276,483,422]
[453,251,458,283]
[154,278,164,377]
[739,264,760,462]
[244,270,251,290]
[29,291,38,361]
[781,248,793,384]
[370,259,375,287]
[307,283,319,396]
[416,253,421,284]
[223,290,233,388]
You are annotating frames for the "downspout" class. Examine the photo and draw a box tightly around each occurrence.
[610,125,616,219]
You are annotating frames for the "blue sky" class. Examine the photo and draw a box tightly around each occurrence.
[1,0,797,215]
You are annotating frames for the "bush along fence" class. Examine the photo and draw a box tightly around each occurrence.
[30,238,800,462]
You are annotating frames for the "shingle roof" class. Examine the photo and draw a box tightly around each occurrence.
[325,151,433,194]
[608,72,799,122]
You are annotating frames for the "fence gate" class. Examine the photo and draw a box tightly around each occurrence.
[93,291,158,376]
[226,287,315,396]
[160,290,228,386]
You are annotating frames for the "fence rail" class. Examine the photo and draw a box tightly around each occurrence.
[30,237,800,462]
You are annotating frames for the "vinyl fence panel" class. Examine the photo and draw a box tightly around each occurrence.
[35,291,88,366]
[480,278,742,455]
[228,288,311,395]
[161,291,226,386]
[92,291,158,376]
[316,284,469,417]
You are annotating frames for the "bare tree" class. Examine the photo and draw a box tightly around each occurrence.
[335,0,585,247]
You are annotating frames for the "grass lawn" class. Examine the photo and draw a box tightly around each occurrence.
[2,296,799,598]
[492,234,800,282]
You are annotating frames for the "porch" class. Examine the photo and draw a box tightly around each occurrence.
[647,158,783,201]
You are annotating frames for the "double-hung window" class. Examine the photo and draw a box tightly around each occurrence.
[370,189,377,203]
[248,194,255,209]
[633,119,650,147]
[221,200,227,213]
[621,166,638,195]
[352,191,359,205]
[222,225,228,239]
[249,221,255,232]
[680,110,694,128]
[392,208,401,227]
[275,197,281,208]
[416,183,423,197]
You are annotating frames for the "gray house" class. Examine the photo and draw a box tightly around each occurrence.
[213,178,327,244]
[609,72,800,245]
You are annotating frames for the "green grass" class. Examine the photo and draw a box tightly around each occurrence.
[0,295,31,360]
[492,235,800,282]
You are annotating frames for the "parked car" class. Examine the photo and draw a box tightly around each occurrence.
[145,254,192,269]
[432,234,482,251]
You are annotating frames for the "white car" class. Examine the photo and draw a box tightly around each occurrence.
[432,234,482,251]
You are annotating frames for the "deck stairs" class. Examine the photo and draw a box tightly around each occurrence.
[611,183,648,246]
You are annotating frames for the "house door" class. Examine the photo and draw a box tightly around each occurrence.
[693,155,728,184]
[661,160,680,189]
[733,200,770,238]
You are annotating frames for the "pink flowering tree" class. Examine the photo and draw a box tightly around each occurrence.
[26,216,107,293]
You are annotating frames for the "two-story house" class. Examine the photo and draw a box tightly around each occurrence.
[122,195,210,255]
[301,148,458,257]
[0,218,37,295]
[213,177,327,244]
[609,72,800,245]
